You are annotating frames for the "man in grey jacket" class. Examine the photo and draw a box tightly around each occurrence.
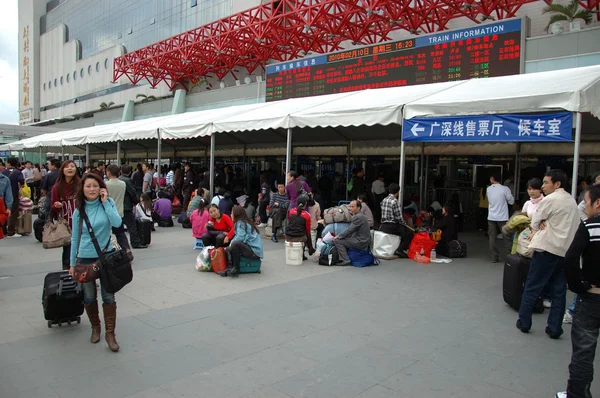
[334,200,371,265]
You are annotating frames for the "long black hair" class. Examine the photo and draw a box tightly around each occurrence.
[231,204,259,234]
[76,172,106,213]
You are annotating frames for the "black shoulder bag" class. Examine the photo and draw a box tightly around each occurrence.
[83,210,133,294]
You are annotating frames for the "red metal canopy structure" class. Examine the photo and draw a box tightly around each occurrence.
[113,0,599,90]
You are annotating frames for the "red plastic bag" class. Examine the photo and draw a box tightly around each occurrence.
[172,196,181,207]
[210,247,228,274]
[407,232,437,260]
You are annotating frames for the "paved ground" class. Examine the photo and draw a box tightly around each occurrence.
[0,223,595,398]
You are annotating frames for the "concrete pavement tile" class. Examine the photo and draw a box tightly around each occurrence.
[368,331,446,361]
[273,345,416,398]
[282,327,371,363]
[134,295,247,329]
[49,344,213,398]
[353,384,399,398]
[161,346,319,398]
[484,355,569,397]
[119,274,197,310]
[426,341,507,382]
[241,387,293,398]
[113,293,154,319]
[122,387,175,398]
[0,382,61,398]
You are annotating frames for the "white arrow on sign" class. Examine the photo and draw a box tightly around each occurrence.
[411,123,425,137]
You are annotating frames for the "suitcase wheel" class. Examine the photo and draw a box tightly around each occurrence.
[47,321,52,328]
[257,270,261,274]
[77,317,81,324]
[58,322,62,327]
[67,321,71,325]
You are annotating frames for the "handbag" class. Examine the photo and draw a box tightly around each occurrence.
[516,228,533,258]
[210,247,228,274]
[83,210,133,293]
[72,217,103,283]
[42,216,72,249]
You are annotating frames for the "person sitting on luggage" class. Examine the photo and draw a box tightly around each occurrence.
[190,198,210,240]
[219,205,264,278]
[357,194,374,228]
[135,193,155,230]
[285,195,315,260]
[334,200,371,265]
[307,193,322,247]
[379,183,414,258]
[68,173,123,352]
[201,204,233,248]
[218,191,234,216]
[269,182,289,243]
[432,203,458,257]
[153,190,173,227]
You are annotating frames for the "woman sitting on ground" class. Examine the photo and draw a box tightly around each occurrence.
[135,193,155,230]
[219,205,264,278]
[153,190,173,227]
[285,195,315,260]
[433,202,458,257]
[190,198,210,240]
[201,204,233,248]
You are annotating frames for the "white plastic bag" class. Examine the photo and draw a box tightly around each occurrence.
[372,231,401,258]
[322,232,335,243]
[195,246,214,271]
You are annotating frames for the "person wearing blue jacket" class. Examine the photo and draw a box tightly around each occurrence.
[221,205,263,278]
[69,173,123,352]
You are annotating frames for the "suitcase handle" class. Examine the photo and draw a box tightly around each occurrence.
[58,275,78,296]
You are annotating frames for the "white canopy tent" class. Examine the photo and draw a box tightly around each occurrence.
[3,65,600,197]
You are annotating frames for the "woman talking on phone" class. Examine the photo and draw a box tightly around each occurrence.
[51,160,80,270]
[69,173,123,352]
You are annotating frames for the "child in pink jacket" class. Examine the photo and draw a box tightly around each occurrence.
[190,199,210,239]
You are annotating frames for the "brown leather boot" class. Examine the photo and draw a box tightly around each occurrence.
[102,303,120,352]
[84,303,101,344]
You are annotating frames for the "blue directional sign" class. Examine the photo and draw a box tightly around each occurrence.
[402,112,573,143]
[0,151,9,158]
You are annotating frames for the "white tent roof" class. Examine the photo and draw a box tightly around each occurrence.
[289,81,463,129]
[404,64,600,119]
[2,65,600,151]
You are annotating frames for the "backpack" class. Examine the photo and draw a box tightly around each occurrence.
[447,240,467,258]
[348,248,379,268]
[323,205,352,224]
[318,243,339,266]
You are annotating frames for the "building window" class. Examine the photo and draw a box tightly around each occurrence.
[191,0,197,7]
[96,62,100,72]
[66,74,70,83]
[48,81,51,90]
[104,58,109,69]
[43,83,46,91]
[54,78,57,87]
[73,71,77,81]
[88,65,92,75]
[80,68,84,78]
[60,76,64,85]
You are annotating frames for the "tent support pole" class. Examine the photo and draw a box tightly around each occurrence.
[243,144,249,191]
[85,144,89,168]
[39,147,42,165]
[346,141,352,201]
[156,130,162,178]
[399,139,406,200]
[209,134,216,199]
[424,155,429,207]
[515,143,521,202]
[286,128,292,175]
[571,112,582,199]
[62,146,65,161]
[419,144,424,205]
[116,141,121,165]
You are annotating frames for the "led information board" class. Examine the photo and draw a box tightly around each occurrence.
[266,19,523,102]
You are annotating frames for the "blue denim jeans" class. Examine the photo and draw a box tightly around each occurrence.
[567,293,600,398]
[518,250,567,336]
[77,258,116,305]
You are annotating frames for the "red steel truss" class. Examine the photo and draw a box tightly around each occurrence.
[114,0,568,90]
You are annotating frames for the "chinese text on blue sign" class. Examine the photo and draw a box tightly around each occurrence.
[402,112,573,142]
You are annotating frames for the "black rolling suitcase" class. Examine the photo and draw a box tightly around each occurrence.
[137,219,152,245]
[503,254,544,313]
[42,271,84,328]
[34,218,45,242]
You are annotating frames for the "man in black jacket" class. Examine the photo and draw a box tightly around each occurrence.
[557,185,600,398]
[120,165,146,249]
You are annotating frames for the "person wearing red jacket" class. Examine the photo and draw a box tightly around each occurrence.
[0,197,8,239]
[285,195,315,260]
[201,204,233,248]
[51,161,80,270]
